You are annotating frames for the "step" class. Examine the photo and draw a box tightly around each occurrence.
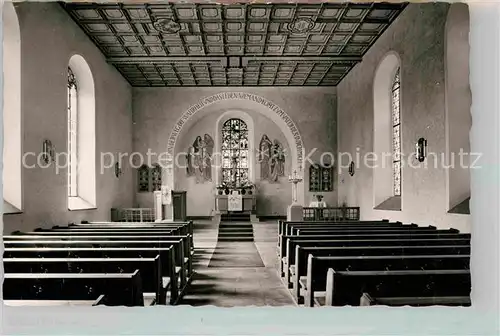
[218,237,254,242]
[218,228,254,232]
[218,232,254,237]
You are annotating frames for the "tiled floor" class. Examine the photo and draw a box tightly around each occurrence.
[178,220,295,307]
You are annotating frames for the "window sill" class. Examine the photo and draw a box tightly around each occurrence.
[448,197,470,215]
[3,200,23,215]
[374,196,401,211]
[68,197,96,211]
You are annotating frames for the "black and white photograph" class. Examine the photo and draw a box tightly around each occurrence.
[1,1,498,334]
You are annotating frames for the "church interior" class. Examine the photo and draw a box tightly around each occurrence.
[2,1,478,310]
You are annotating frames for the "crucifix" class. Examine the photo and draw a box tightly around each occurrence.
[288,169,303,204]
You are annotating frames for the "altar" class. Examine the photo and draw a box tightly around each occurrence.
[215,194,256,214]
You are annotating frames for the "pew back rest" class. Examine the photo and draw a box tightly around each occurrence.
[3,270,145,306]
[325,269,471,306]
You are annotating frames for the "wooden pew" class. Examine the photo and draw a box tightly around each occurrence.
[4,234,194,278]
[16,230,195,254]
[3,256,166,305]
[359,292,471,307]
[4,246,180,303]
[3,271,145,306]
[283,237,471,287]
[42,227,194,250]
[301,253,470,306]
[77,220,194,235]
[4,294,107,307]
[324,269,471,307]
[277,220,400,248]
[69,223,191,237]
[278,233,470,275]
[293,228,458,236]
[3,239,190,285]
[283,223,411,237]
[278,219,391,236]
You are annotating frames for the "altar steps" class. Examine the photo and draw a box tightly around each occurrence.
[220,213,251,222]
[217,221,255,242]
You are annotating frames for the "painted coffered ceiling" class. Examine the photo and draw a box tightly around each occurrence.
[61,2,407,87]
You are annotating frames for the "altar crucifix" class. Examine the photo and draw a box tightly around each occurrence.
[288,169,303,204]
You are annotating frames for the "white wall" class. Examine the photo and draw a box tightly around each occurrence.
[2,3,134,234]
[337,3,471,232]
[132,87,337,217]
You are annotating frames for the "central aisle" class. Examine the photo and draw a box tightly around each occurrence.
[178,219,296,307]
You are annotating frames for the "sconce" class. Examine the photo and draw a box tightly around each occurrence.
[416,137,428,162]
[114,162,123,178]
[41,139,55,165]
[348,161,355,176]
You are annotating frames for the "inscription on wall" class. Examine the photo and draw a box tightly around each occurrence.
[166,92,304,169]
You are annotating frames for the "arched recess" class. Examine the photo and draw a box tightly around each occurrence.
[2,2,22,213]
[214,110,256,186]
[445,4,471,214]
[164,93,305,220]
[373,51,402,211]
[67,54,96,210]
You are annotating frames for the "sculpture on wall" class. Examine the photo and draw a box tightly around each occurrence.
[202,133,214,181]
[258,135,272,180]
[259,134,285,183]
[270,139,285,182]
[186,134,213,183]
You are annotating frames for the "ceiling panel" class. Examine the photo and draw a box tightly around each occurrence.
[61,2,407,87]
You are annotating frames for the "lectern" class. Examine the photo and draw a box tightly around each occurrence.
[172,190,187,221]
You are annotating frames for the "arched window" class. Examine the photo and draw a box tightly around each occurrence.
[221,118,249,187]
[392,67,402,196]
[67,66,78,197]
[373,52,401,211]
[67,55,96,210]
[3,2,22,213]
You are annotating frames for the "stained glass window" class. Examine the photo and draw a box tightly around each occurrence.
[309,164,334,192]
[67,67,78,197]
[221,118,249,187]
[392,67,401,196]
[151,164,162,191]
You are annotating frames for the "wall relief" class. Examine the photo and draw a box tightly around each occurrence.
[259,135,285,183]
[186,133,214,183]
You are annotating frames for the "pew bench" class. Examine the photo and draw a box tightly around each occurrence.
[298,253,470,306]
[4,246,183,304]
[278,233,471,275]
[3,271,145,306]
[41,227,194,252]
[79,220,194,236]
[285,223,417,236]
[3,238,191,280]
[3,256,167,305]
[278,219,391,236]
[4,235,194,277]
[4,294,107,307]
[359,292,471,307]
[283,237,471,287]
[324,269,471,307]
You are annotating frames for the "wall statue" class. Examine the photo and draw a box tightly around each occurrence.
[258,134,272,180]
[259,135,285,183]
[186,134,214,183]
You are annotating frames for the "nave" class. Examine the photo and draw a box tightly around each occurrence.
[2,207,471,308]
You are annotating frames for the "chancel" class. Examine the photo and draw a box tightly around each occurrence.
[2,1,473,309]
